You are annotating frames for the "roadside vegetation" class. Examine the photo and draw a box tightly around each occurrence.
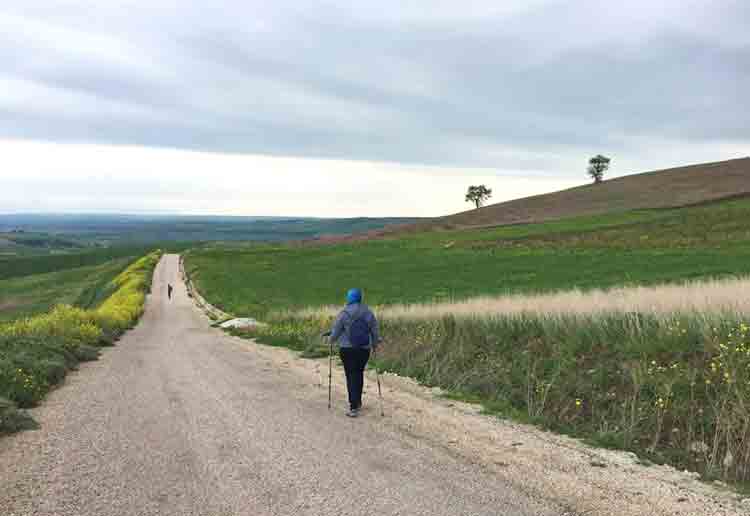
[0,251,161,434]
[186,196,750,485]
[241,309,750,484]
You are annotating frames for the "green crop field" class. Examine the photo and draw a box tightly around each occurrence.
[0,259,133,322]
[186,197,750,318]
[0,245,158,281]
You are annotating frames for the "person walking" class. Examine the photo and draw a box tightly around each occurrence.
[325,288,380,417]
[167,283,173,300]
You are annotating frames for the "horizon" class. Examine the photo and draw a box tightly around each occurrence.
[0,212,421,220]
[4,154,748,220]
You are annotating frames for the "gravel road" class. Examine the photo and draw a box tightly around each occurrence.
[1,255,746,515]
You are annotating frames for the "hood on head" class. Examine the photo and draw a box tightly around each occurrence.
[346,288,363,305]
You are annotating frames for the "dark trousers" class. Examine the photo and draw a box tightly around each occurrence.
[339,348,371,410]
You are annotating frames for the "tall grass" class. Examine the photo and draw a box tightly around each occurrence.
[0,251,161,433]
[298,276,750,320]
[249,306,750,484]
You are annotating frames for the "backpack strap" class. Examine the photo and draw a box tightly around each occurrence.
[342,305,365,330]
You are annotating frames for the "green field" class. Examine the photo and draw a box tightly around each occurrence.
[0,245,156,281]
[186,197,750,318]
[0,259,132,322]
[0,231,85,256]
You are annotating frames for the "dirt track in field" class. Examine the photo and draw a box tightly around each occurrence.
[0,255,745,515]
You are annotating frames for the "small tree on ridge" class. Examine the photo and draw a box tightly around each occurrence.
[588,155,611,184]
[465,185,492,209]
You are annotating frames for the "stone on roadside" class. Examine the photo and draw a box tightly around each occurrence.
[220,318,260,329]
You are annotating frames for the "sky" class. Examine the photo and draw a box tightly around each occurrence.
[1,0,748,217]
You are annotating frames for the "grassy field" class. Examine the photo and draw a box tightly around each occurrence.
[186,197,750,318]
[0,231,85,256]
[0,245,156,281]
[0,259,132,322]
[186,196,750,485]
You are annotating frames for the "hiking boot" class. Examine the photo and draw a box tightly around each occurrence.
[345,408,360,418]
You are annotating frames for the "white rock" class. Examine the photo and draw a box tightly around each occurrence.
[220,318,260,329]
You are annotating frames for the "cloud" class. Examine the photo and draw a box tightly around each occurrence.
[0,1,747,215]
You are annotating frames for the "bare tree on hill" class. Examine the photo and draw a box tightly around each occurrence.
[588,155,611,184]
[465,185,492,209]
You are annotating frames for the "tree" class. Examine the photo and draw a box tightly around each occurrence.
[465,185,492,209]
[587,155,611,184]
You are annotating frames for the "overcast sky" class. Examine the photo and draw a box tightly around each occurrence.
[1,1,748,217]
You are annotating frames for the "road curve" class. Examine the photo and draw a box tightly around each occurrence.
[0,254,564,516]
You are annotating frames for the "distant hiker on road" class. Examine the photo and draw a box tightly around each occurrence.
[168,283,173,300]
[324,288,380,417]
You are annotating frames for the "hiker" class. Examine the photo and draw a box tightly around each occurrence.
[167,283,173,300]
[324,288,381,417]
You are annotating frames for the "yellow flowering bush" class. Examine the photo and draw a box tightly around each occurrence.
[94,252,161,334]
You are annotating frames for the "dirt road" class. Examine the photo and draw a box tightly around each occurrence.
[0,255,744,515]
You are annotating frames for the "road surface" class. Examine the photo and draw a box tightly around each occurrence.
[0,255,566,516]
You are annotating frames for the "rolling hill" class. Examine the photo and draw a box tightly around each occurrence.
[330,157,749,242]
[431,156,750,230]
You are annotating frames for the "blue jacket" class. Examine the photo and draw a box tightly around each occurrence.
[330,303,380,349]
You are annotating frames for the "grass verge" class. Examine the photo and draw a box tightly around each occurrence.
[0,251,162,433]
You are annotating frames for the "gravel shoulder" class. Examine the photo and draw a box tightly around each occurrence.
[1,254,746,516]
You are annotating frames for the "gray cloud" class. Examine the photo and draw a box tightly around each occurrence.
[1,0,748,172]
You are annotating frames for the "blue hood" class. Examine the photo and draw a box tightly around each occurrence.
[346,288,363,305]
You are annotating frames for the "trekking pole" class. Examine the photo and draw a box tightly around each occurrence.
[374,349,384,417]
[327,336,333,410]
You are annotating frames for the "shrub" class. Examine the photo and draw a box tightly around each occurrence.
[0,396,37,434]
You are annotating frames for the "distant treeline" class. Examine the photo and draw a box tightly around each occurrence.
[0,214,420,244]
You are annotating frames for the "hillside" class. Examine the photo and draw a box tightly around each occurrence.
[434,156,750,229]
[350,157,748,240]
